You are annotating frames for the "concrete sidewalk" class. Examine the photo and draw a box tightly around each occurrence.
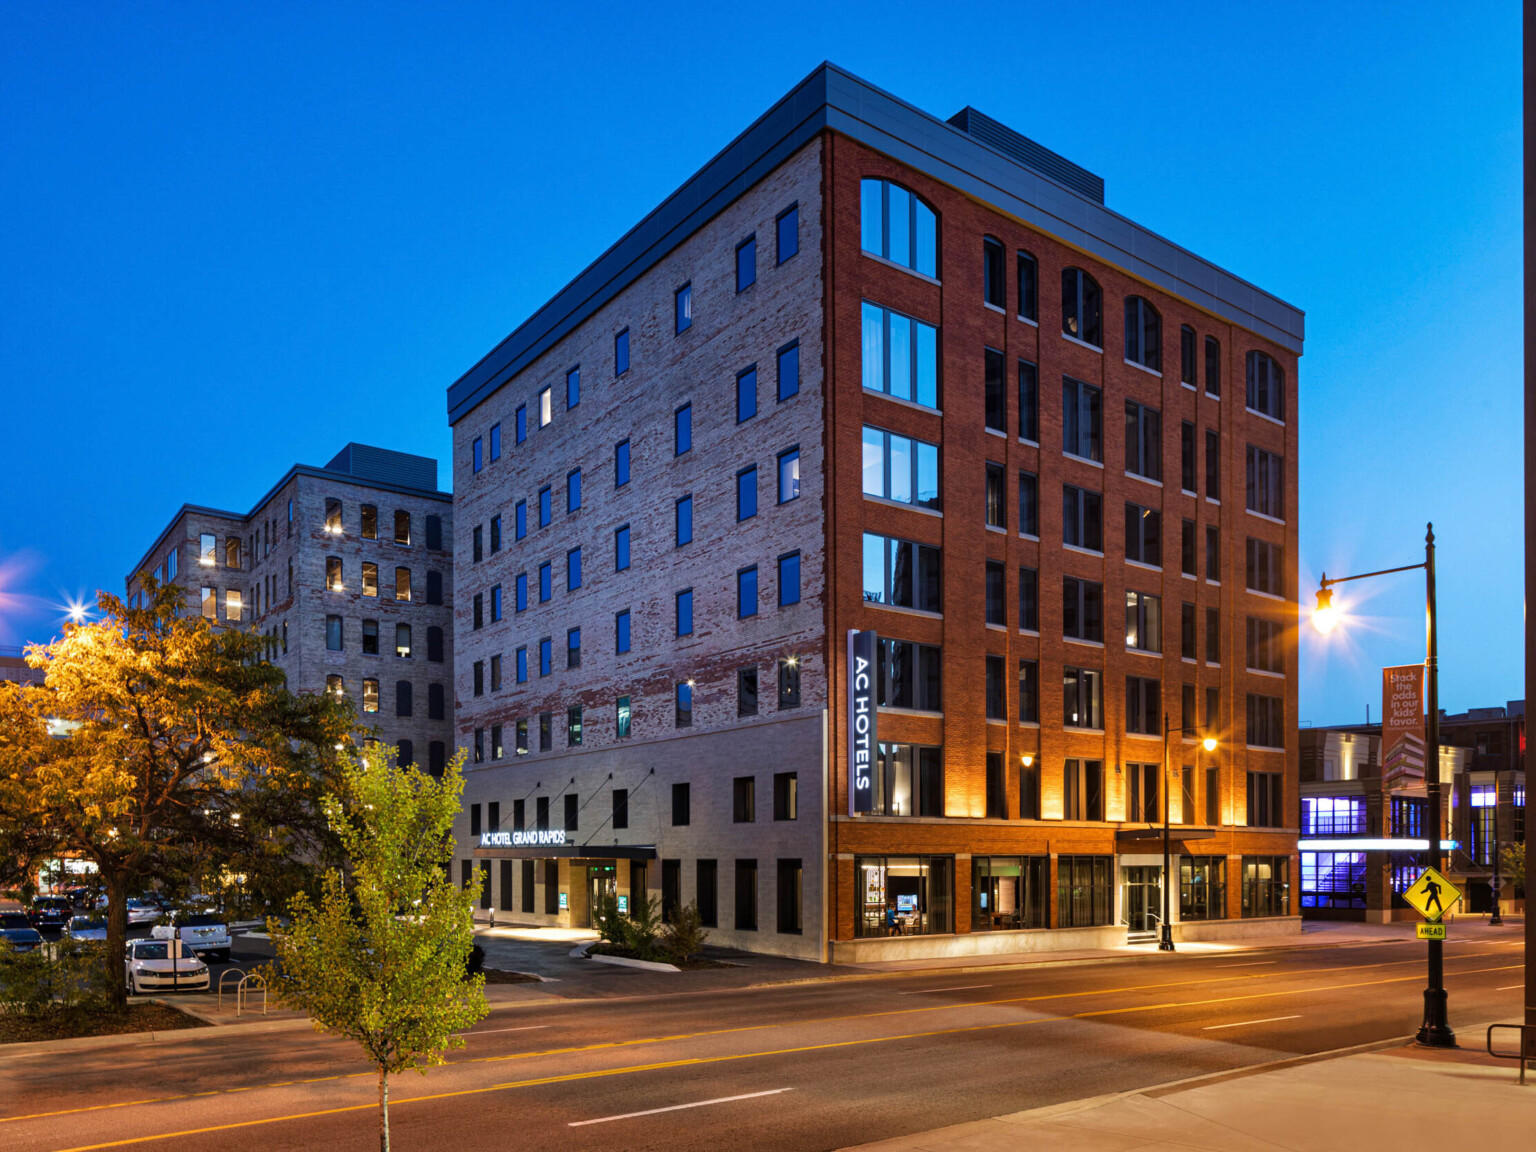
[839,1031,1533,1151]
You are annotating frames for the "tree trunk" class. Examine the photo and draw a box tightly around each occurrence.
[104,869,129,1012]
[379,1067,390,1152]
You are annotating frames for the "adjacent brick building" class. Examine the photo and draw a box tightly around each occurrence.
[127,444,455,767]
[447,65,1303,961]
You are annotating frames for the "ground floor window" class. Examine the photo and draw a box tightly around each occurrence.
[697,859,718,927]
[855,856,953,937]
[1057,855,1112,927]
[499,860,513,912]
[1300,851,1365,910]
[1389,852,1425,908]
[521,859,535,914]
[1179,856,1227,920]
[1241,855,1290,917]
[735,859,758,930]
[777,858,803,934]
[544,859,560,915]
[972,856,1047,930]
[478,860,492,910]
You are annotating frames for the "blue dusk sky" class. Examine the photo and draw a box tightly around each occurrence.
[0,3,1522,724]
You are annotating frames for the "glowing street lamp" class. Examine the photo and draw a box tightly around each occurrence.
[1310,523,1453,1048]
[1159,718,1218,952]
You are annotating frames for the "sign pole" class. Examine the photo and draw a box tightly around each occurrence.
[1416,523,1454,1048]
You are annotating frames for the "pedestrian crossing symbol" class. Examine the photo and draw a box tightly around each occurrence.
[1403,866,1461,922]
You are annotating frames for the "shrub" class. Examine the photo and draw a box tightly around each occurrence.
[0,939,110,1017]
[661,901,709,965]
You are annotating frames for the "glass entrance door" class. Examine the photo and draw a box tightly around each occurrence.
[1121,865,1162,933]
[586,864,616,928]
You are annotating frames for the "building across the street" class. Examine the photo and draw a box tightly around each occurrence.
[446,64,1303,961]
[1300,702,1527,921]
[0,645,46,688]
[126,443,455,768]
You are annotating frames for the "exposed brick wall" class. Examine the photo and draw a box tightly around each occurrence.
[822,134,1300,940]
[448,140,828,959]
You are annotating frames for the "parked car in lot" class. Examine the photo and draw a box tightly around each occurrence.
[1,912,44,952]
[64,917,108,943]
[124,938,208,994]
[125,898,163,925]
[152,912,232,963]
[28,896,73,932]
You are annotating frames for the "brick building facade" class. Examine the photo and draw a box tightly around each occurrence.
[127,444,455,766]
[446,65,1302,961]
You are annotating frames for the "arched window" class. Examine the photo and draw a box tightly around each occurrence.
[1246,351,1285,420]
[860,178,938,277]
[396,680,413,718]
[1124,296,1161,371]
[1061,268,1102,347]
[396,739,414,769]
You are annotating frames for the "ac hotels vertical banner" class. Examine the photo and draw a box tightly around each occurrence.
[1382,664,1426,788]
[847,630,877,814]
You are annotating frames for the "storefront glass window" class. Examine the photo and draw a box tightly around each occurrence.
[1179,856,1227,920]
[971,856,1047,931]
[1057,855,1113,927]
[1241,855,1290,917]
[854,856,952,938]
[1300,851,1364,910]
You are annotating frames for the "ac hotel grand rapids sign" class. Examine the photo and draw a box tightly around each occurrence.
[847,630,877,814]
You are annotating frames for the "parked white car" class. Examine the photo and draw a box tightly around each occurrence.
[125,899,163,925]
[64,917,107,943]
[152,912,231,963]
[124,938,209,994]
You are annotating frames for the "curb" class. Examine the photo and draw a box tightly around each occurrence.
[588,952,681,973]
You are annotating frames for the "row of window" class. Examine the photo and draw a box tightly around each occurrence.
[324,616,446,661]
[323,559,444,603]
[324,674,446,720]
[862,177,1286,420]
[854,852,1290,938]
[466,855,803,935]
[467,202,801,474]
[470,658,806,761]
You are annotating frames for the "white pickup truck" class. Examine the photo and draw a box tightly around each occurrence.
[151,912,232,963]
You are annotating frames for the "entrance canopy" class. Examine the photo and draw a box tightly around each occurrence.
[1113,828,1216,842]
[472,842,657,861]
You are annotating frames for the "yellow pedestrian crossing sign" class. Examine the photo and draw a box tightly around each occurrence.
[1403,866,1461,922]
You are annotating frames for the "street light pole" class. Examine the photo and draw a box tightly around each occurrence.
[1313,523,1453,1048]
[1160,712,1174,952]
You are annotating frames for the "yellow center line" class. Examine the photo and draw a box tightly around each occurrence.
[47,962,1523,1152]
[8,949,1518,1128]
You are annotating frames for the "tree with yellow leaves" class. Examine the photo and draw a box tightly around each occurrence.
[0,579,354,1008]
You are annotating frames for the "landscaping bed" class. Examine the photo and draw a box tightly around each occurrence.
[0,1003,209,1045]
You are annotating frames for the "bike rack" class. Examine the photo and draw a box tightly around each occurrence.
[1486,1023,1534,1085]
[217,968,247,1014]
[236,971,268,1018]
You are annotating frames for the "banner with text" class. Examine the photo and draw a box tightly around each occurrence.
[848,629,877,814]
[1382,664,1426,789]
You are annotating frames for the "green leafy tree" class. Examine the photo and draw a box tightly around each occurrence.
[269,742,486,1152]
[0,579,353,1008]
[1501,842,1525,892]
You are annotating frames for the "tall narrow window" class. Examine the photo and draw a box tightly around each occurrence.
[539,386,552,427]
[1063,667,1103,730]
[737,466,758,521]
[737,566,759,618]
[538,486,551,527]
[1246,446,1285,519]
[984,347,1006,431]
[736,365,758,422]
[516,403,527,442]
[615,328,630,375]
[615,439,630,487]
[676,589,693,637]
[675,495,693,546]
[1206,429,1220,499]
[1063,484,1103,551]
[676,681,693,728]
[1018,471,1039,536]
[1018,566,1038,631]
[674,403,692,454]
[1017,250,1038,321]
[778,552,801,607]
[1124,400,1161,480]
[1063,577,1104,642]
[394,510,410,545]
[1205,336,1222,397]
[982,237,1005,307]
[985,463,1005,528]
[1018,360,1038,442]
[1124,503,1162,566]
[395,623,411,658]
[1181,325,1197,386]
[776,203,799,263]
[985,655,1006,721]
[985,561,1006,626]
[1125,590,1162,653]
[1124,296,1161,370]
[614,524,630,571]
[1181,519,1197,576]
[778,658,801,708]
[472,437,483,473]
[1062,377,1103,460]
[395,567,411,601]
[361,504,377,539]
[326,556,342,591]
[777,340,799,401]
[1061,268,1102,346]
[675,283,692,333]
[489,422,501,462]
[615,609,631,654]
[735,234,756,292]
[1206,526,1221,582]
[200,533,217,566]
[325,615,343,651]
[566,547,581,591]
[1018,659,1039,723]
[1181,421,1197,491]
[515,499,527,540]
[777,448,800,503]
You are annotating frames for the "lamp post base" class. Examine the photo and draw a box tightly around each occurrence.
[1415,987,1456,1048]
[1158,923,1175,952]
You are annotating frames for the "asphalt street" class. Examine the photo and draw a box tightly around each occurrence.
[0,925,1525,1152]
